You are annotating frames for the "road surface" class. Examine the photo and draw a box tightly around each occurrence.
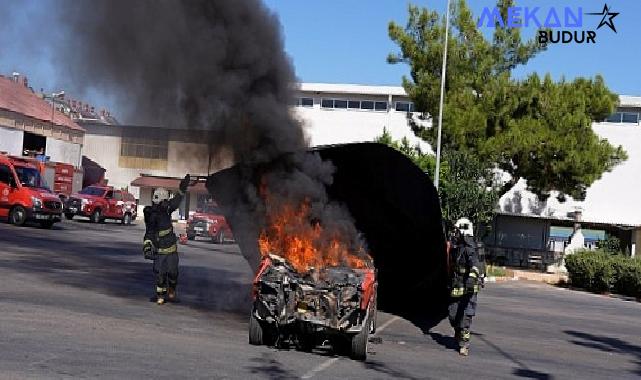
[1,220,640,379]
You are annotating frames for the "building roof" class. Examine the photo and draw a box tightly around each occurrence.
[298,83,408,96]
[131,175,208,193]
[0,76,84,132]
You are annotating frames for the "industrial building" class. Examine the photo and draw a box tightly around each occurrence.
[0,73,84,167]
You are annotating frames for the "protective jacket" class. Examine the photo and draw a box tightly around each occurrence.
[143,191,184,259]
[449,235,482,297]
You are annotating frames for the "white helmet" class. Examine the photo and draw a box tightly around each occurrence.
[455,218,474,237]
[152,187,169,204]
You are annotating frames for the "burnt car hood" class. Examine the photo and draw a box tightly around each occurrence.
[207,142,449,311]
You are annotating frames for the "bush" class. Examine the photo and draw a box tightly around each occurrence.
[486,265,506,277]
[566,251,641,297]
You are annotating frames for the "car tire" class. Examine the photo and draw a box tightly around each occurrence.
[187,234,195,241]
[9,206,27,226]
[65,213,74,220]
[39,220,54,229]
[349,317,369,361]
[121,213,132,225]
[249,313,264,345]
[296,334,315,352]
[90,209,102,224]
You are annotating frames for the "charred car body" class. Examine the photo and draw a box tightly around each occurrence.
[250,254,376,360]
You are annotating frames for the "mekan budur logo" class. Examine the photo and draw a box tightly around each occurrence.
[477,3,620,44]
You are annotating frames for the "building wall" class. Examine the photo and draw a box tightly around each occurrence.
[46,137,82,166]
[0,125,23,155]
[293,94,431,152]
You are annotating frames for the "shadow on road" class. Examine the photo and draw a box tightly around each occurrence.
[474,333,553,380]
[362,360,421,380]
[566,330,641,376]
[0,228,252,317]
[246,353,298,380]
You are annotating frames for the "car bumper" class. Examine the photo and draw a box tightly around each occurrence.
[27,209,62,222]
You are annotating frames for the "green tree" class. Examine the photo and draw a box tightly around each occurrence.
[388,0,626,200]
[375,129,499,227]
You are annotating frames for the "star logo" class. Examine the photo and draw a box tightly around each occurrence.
[586,4,620,33]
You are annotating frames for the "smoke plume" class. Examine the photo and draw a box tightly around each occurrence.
[55,0,306,164]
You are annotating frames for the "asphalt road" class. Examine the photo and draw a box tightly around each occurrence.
[1,219,641,379]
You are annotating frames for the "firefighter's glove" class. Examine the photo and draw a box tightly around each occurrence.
[143,240,156,260]
[179,174,190,193]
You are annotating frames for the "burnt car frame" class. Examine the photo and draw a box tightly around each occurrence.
[249,254,377,360]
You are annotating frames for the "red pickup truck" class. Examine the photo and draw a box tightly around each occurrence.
[0,154,63,228]
[64,185,138,224]
[186,202,234,243]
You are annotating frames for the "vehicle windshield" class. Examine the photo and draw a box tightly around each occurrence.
[79,186,106,196]
[203,204,223,215]
[14,166,48,189]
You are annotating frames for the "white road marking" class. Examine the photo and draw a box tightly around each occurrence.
[300,315,402,379]
[301,357,339,379]
[375,315,401,334]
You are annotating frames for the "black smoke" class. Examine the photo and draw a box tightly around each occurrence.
[54,0,306,164]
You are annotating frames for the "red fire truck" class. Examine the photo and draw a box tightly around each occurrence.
[0,154,63,228]
[64,185,137,224]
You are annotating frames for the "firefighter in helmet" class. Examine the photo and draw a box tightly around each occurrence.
[143,174,190,305]
[448,218,484,356]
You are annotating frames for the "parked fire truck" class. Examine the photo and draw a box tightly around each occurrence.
[65,185,137,224]
[0,154,64,228]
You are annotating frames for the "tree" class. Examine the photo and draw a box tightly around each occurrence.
[375,129,499,227]
[388,0,626,201]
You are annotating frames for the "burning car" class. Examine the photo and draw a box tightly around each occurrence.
[250,254,376,360]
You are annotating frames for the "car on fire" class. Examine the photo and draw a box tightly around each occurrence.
[0,154,63,228]
[249,254,377,361]
[186,202,234,243]
[64,185,137,224]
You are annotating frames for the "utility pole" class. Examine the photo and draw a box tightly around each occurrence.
[434,0,451,189]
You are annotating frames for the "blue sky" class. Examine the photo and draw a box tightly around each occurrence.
[263,0,641,93]
[1,0,639,113]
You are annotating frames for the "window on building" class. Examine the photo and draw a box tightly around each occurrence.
[606,112,640,124]
[360,101,374,110]
[374,101,388,111]
[321,99,334,108]
[299,97,313,107]
[334,99,348,109]
[348,100,360,109]
[395,102,411,112]
[120,131,168,160]
[606,113,622,123]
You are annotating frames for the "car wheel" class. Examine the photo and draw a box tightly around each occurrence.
[121,213,132,225]
[90,209,102,223]
[249,313,264,345]
[187,234,195,241]
[65,213,74,220]
[349,317,369,361]
[9,206,27,226]
[296,334,315,352]
[39,220,54,229]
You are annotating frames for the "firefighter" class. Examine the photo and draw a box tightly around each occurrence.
[143,174,190,305]
[448,218,483,356]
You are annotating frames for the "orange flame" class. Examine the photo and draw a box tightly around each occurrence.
[258,186,371,273]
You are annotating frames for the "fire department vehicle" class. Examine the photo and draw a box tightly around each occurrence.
[0,154,63,228]
[65,185,137,224]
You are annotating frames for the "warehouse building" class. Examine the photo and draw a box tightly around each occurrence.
[0,73,84,167]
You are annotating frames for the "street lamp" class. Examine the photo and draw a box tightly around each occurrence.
[434,0,451,189]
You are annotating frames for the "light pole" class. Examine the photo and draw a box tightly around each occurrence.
[434,0,451,189]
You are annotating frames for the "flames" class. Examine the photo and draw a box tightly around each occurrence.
[258,186,372,273]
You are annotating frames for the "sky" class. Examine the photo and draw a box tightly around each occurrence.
[0,0,639,114]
